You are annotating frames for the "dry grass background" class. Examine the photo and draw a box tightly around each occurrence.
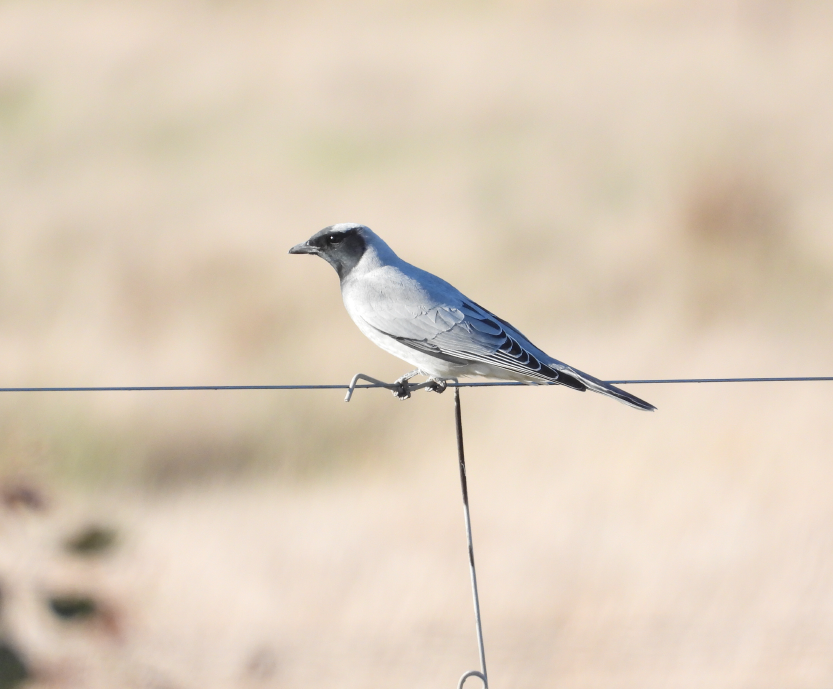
[2,0,833,687]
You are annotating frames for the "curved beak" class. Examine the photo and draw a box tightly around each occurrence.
[288,241,319,255]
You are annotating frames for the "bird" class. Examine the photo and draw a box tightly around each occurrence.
[289,223,655,411]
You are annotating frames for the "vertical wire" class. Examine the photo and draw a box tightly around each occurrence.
[455,388,489,689]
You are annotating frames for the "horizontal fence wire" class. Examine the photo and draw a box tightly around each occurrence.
[0,377,832,392]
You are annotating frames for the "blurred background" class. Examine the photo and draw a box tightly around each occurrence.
[2,0,833,687]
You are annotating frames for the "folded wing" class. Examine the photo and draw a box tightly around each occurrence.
[353,269,586,389]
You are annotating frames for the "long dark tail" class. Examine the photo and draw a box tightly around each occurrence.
[558,367,656,412]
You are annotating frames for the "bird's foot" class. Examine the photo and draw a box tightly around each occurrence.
[391,370,420,400]
[391,381,412,400]
[425,378,448,394]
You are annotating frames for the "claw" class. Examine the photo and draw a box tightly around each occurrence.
[390,369,420,401]
[425,379,448,394]
[392,381,412,400]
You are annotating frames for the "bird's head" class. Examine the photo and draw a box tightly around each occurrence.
[289,223,393,280]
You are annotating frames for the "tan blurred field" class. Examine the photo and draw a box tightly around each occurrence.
[2,0,833,687]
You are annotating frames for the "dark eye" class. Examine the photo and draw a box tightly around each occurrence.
[328,234,343,244]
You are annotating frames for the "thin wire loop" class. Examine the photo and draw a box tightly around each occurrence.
[458,670,487,689]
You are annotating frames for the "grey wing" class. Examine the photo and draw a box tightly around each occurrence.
[356,284,586,389]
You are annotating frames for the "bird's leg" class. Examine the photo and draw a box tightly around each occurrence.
[425,378,448,394]
[392,370,421,400]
